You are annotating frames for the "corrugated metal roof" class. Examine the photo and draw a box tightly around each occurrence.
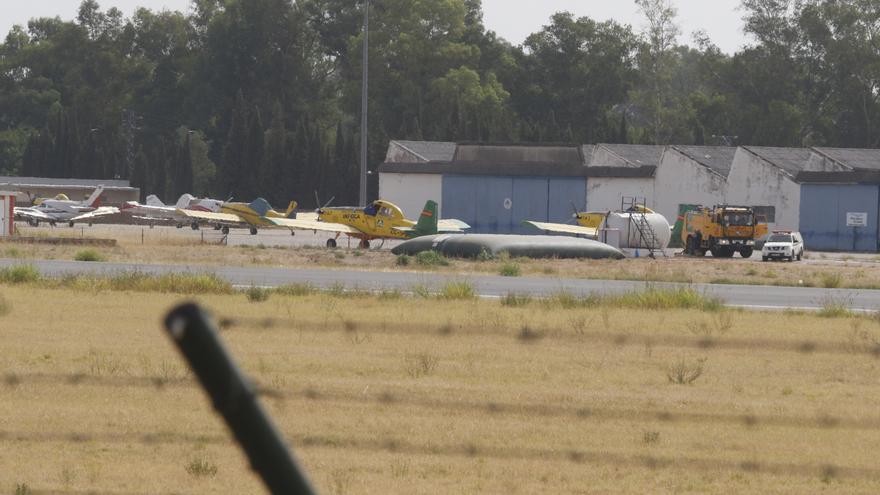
[581,145,595,166]
[392,141,457,162]
[0,176,132,188]
[597,144,664,167]
[453,144,583,164]
[671,145,737,177]
[742,146,814,176]
[812,147,880,171]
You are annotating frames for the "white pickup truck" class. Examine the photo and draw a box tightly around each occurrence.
[761,231,805,261]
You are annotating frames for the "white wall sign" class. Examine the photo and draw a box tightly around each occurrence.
[846,212,868,227]
[502,198,512,210]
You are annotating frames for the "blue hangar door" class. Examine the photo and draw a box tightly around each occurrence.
[800,184,880,252]
[442,176,586,234]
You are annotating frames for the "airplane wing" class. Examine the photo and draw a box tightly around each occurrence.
[523,221,598,238]
[176,209,245,224]
[267,217,361,234]
[14,207,53,221]
[70,207,120,222]
[437,219,471,232]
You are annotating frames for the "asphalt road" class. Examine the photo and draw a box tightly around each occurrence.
[1,258,877,312]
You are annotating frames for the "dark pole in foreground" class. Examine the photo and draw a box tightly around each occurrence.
[359,0,369,207]
[164,303,315,495]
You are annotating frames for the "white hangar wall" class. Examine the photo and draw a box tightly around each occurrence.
[653,149,728,222]
[586,177,655,213]
[726,149,801,231]
[378,172,443,219]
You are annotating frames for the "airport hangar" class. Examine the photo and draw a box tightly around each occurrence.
[0,176,140,206]
[379,141,880,252]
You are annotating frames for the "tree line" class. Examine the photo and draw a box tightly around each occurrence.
[0,0,878,206]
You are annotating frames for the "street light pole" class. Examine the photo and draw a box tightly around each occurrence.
[359,0,369,207]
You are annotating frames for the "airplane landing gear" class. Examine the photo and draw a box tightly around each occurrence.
[326,238,337,248]
[358,239,370,249]
[249,226,258,235]
[191,222,199,230]
[221,226,230,235]
[68,221,75,227]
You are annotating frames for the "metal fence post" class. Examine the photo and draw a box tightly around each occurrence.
[164,303,316,494]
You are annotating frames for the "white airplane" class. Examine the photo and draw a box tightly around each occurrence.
[15,185,116,227]
[112,194,226,229]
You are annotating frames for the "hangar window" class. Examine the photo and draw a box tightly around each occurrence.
[753,206,776,223]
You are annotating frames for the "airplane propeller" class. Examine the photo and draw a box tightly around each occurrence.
[570,201,580,219]
[313,191,335,213]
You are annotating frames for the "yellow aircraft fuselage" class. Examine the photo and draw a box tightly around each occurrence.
[574,205,656,229]
[318,200,415,240]
[220,201,296,227]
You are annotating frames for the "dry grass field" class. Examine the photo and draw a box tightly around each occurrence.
[4,223,880,290]
[2,282,880,494]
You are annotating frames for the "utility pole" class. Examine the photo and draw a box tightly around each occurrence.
[359,0,369,207]
[121,109,136,180]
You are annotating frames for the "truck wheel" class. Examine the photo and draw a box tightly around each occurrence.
[762,256,768,262]
[796,252,802,261]
[685,236,694,255]
[739,247,753,258]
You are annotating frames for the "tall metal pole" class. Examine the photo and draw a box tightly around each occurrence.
[359,0,369,207]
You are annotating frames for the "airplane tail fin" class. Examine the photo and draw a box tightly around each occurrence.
[413,200,439,236]
[174,194,195,209]
[146,195,165,207]
[84,185,105,207]
[284,201,298,218]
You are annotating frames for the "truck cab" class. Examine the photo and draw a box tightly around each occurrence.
[682,205,768,258]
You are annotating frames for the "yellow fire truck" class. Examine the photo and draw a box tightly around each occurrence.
[681,205,768,258]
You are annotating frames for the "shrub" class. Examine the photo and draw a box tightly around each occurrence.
[4,247,23,258]
[395,254,411,266]
[817,300,852,318]
[476,248,494,262]
[819,272,843,289]
[439,281,474,300]
[0,265,41,284]
[665,357,706,385]
[642,430,661,445]
[15,484,31,495]
[74,249,106,262]
[245,286,271,302]
[185,458,218,478]
[499,262,521,277]
[501,292,531,307]
[415,250,449,267]
[404,351,440,378]
[273,283,314,297]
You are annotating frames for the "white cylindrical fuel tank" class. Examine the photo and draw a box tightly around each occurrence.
[602,210,671,249]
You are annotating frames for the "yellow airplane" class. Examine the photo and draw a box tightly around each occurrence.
[177,197,297,235]
[523,210,605,237]
[268,199,469,248]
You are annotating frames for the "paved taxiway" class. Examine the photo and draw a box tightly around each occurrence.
[1,258,877,312]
